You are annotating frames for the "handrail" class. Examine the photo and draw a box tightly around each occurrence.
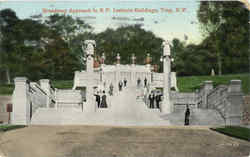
[207,85,227,98]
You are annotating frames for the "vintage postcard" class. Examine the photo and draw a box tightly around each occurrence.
[0,0,249,157]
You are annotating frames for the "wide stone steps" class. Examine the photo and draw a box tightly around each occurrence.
[161,108,225,126]
[31,86,169,126]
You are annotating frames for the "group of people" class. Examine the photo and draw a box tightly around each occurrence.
[137,77,148,88]
[148,91,162,109]
[118,78,127,92]
[94,91,108,108]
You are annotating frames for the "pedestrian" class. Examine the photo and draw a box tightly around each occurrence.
[185,105,190,125]
[137,78,141,88]
[123,78,127,87]
[155,92,161,109]
[94,91,101,108]
[144,77,147,87]
[101,91,108,108]
[149,91,155,108]
[109,83,114,96]
[118,80,123,91]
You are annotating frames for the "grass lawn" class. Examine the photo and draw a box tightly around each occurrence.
[0,125,26,132]
[211,126,250,141]
[0,73,249,95]
[178,73,250,94]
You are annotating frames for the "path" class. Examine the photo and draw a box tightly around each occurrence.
[1,126,250,157]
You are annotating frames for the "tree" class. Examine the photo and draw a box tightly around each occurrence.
[0,9,19,84]
[197,1,249,75]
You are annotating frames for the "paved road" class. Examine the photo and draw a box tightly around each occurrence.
[0,126,250,157]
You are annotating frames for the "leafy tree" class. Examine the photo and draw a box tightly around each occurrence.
[197,1,249,75]
[0,9,19,84]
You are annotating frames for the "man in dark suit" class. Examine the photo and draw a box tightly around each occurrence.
[185,105,190,125]
[94,91,101,108]
[149,91,155,108]
[155,93,162,109]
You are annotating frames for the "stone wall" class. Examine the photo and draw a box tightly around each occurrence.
[0,95,11,123]
[11,78,54,125]
[242,95,250,125]
[56,89,83,108]
[171,92,198,106]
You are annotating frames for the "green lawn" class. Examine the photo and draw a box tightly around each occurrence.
[0,84,15,95]
[178,73,250,94]
[211,126,250,141]
[0,125,26,132]
[0,73,249,95]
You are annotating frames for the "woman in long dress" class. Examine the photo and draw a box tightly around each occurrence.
[101,91,108,108]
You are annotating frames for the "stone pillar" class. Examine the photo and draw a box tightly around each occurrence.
[161,41,172,114]
[85,85,95,112]
[12,77,30,125]
[161,56,172,114]
[84,40,96,73]
[73,71,80,90]
[83,40,96,113]
[40,79,51,108]
[202,81,213,109]
[226,80,243,125]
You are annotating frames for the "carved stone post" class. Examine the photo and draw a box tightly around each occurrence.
[12,77,30,125]
[161,41,172,114]
[83,40,96,73]
[226,80,243,125]
[40,79,51,108]
[83,40,96,112]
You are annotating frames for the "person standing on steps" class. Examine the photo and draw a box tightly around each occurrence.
[123,78,127,87]
[118,80,123,92]
[94,91,101,108]
[109,83,114,96]
[101,91,107,108]
[137,77,141,88]
[149,91,155,108]
[144,77,147,87]
[185,105,190,125]
[155,92,161,109]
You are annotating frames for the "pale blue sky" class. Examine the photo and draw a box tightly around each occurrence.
[0,1,202,43]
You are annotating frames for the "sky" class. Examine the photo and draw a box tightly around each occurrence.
[0,0,203,44]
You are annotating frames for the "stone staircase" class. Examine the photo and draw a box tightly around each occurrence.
[31,86,169,126]
[160,108,225,126]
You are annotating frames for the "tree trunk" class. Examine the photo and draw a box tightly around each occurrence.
[6,68,10,84]
[218,53,222,76]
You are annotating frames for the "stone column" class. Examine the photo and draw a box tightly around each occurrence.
[84,40,96,73]
[226,80,243,125]
[161,56,172,113]
[85,83,95,112]
[12,77,30,125]
[83,40,96,113]
[40,79,51,108]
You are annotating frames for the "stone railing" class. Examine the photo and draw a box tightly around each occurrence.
[29,82,48,115]
[171,91,198,106]
[206,80,243,125]
[207,85,228,123]
[55,89,83,109]
[12,77,56,125]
